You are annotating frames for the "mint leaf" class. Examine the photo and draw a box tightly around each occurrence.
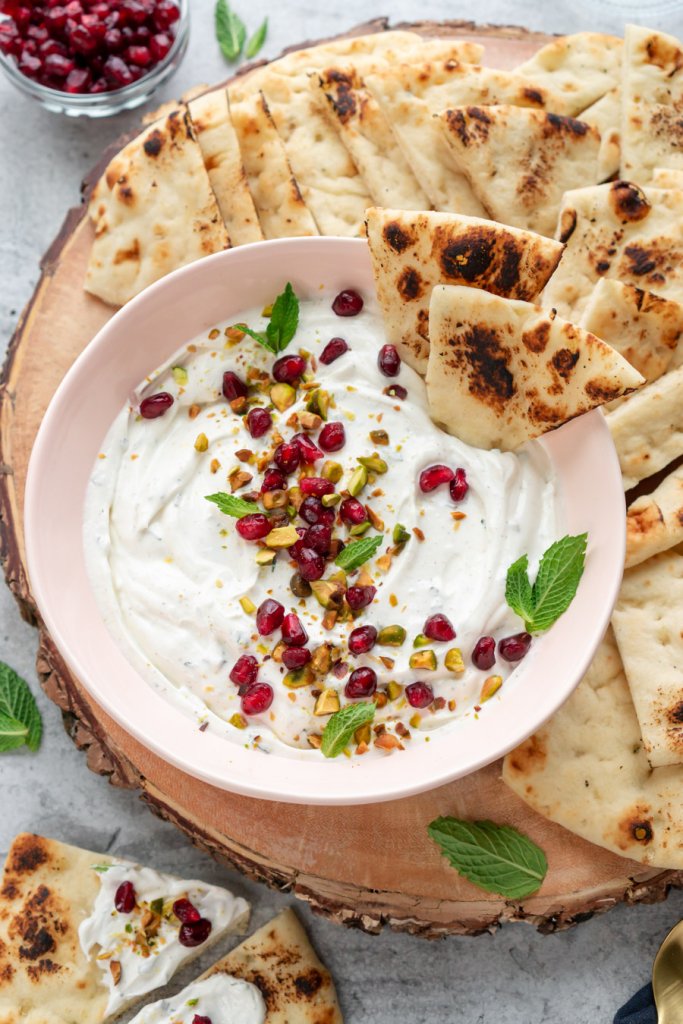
[0,711,29,753]
[504,554,535,630]
[234,323,277,355]
[91,863,112,873]
[428,818,547,899]
[529,533,587,632]
[215,0,246,61]
[245,17,267,58]
[321,702,375,758]
[205,492,258,518]
[0,662,42,752]
[266,283,299,353]
[335,535,383,572]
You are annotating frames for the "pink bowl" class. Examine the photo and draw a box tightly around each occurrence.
[24,238,625,805]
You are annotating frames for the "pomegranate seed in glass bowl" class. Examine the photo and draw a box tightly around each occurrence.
[0,0,189,117]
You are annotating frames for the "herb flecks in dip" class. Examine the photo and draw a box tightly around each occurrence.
[84,286,561,759]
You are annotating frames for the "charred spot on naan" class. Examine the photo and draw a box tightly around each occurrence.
[584,377,627,402]
[320,69,357,123]
[444,324,516,414]
[433,227,535,297]
[609,180,651,222]
[442,107,492,147]
[143,129,165,158]
[558,206,578,244]
[381,219,416,254]
[612,806,655,849]
[505,733,547,775]
[397,267,425,301]
[643,31,683,72]
[4,835,49,878]
[550,346,580,380]
[522,319,551,353]
[544,112,590,137]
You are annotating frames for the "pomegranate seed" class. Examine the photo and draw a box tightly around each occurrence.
[152,0,180,30]
[0,24,20,57]
[472,636,496,670]
[294,547,325,581]
[299,496,333,526]
[178,918,212,947]
[293,433,323,463]
[236,513,271,541]
[348,625,377,655]
[256,599,284,635]
[332,289,363,317]
[149,30,171,59]
[43,6,68,30]
[103,26,123,50]
[378,344,401,377]
[423,614,456,642]
[384,383,407,400]
[27,24,49,42]
[43,50,74,74]
[246,407,272,439]
[65,66,91,91]
[498,632,532,662]
[140,391,173,418]
[39,38,67,57]
[262,468,287,492]
[18,51,41,73]
[345,666,377,698]
[193,1016,212,1024]
[450,468,469,502]
[69,23,99,52]
[281,613,308,647]
[340,497,367,526]
[318,421,345,452]
[222,370,247,402]
[125,42,151,64]
[304,523,332,554]
[63,0,82,17]
[103,53,133,86]
[240,682,274,716]
[114,881,136,913]
[273,354,305,384]
[346,585,376,610]
[282,647,311,670]
[419,464,454,493]
[90,76,110,93]
[320,337,348,364]
[120,0,147,24]
[274,440,300,474]
[172,897,201,923]
[300,476,334,498]
[229,654,259,687]
[406,682,434,708]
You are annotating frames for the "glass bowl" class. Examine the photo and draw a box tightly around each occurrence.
[0,0,189,118]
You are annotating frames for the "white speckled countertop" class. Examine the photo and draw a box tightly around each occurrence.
[1,2,682,1021]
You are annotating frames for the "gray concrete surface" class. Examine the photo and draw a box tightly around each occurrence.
[2,2,683,1021]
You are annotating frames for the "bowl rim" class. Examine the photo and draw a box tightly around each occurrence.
[24,236,626,805]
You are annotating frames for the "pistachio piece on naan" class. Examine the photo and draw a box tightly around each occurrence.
[425,285,644,451]
[85,109,230,308]
[515,32,623,116]
[606,364,683,489]
[503,628,683,869]
[543,181,683,320]
[612,551,683,768]
[439,106,601,237]
[626,464,683,568]
[188,89,263,246]
[365,207,563,374]
[621,23,683,185]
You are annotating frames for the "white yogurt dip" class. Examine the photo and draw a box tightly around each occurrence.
[128,974,266,1024]
[84,288,561,759]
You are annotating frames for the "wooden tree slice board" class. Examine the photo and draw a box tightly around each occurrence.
[2,18,681,937]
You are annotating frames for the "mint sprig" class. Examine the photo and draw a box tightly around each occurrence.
[321,702,376,758]
[505,533,587,634]
[335,535,383,572]
[231,283,300,357]
[0,662,42,753]
[215,0,246,60]
[245,17,268,58]
[428,818,547,899]
[205,492,258,518]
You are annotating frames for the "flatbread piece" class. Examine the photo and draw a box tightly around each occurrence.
[626,463,683,568]
[515,32,623,116]
[606,364,683,489]
[425,285,643,451]
[567,87,620,180]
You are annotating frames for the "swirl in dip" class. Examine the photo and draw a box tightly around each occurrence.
[84,286,561,759]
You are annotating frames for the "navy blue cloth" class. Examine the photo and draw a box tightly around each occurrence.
[614,983,657,1023]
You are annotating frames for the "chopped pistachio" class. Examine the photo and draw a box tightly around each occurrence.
[299,411,322,431]
[172,365,188,386]
[306,388,330,419]
[369,429,389,445]
[480,675,503,702]
[270,383,296,412]
[366,506,384,531]
[255,548,277,567]
[358,454,388,474]
[313,689,341,717]
[265,525,299,548]
[445,648,465,673]
[239,596,256,615]
[349,521,371,536]
[310,644,332,676]
[188,403,201,419]
[409,713,422,729]
[322,609,338,630]
[376,553,393,573]
[261,303,273,316]
[354,723,371,745]
[288,485,303,510]
[228,468,253,492]
[413,633,430,648]
[347,464,368,497]
[230,396,248,414]
[375,732,403,751]
[374,692,388,709]
[307,733,323,749]
[387,681,403,702]
[230,713,247,729]
[283,667,315,689]
[379,655,395,670]
[377,624,407,647]
[225,324,246,342]
[262,488,289,510]
[271,640,286,663]
[210,458,221,474]
[310,579,345,608]
[393,523,411,546]
[321,460,343,482]
[208,328,220,340]
[327,568,347,587]
[409,650,438,670]
[194,432,209,452]
[321,492,341,507]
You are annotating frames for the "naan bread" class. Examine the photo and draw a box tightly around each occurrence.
[0,835,249,1024]
[606,365,683,489]
[580,278,683,384]
[543,181,683,320]
[515,32,623,116]
[626,464,683,568]
[365,207,563,373]
[86,109,230,307]
[439,106,601,236]
[188,89,263,245]
[652,166,683,188]
[612,551,683,768]
[580,87,621,180]
[229,91,318,238]
[621,24,683,185]
[425,285,643,451]
[503,628,683,869]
